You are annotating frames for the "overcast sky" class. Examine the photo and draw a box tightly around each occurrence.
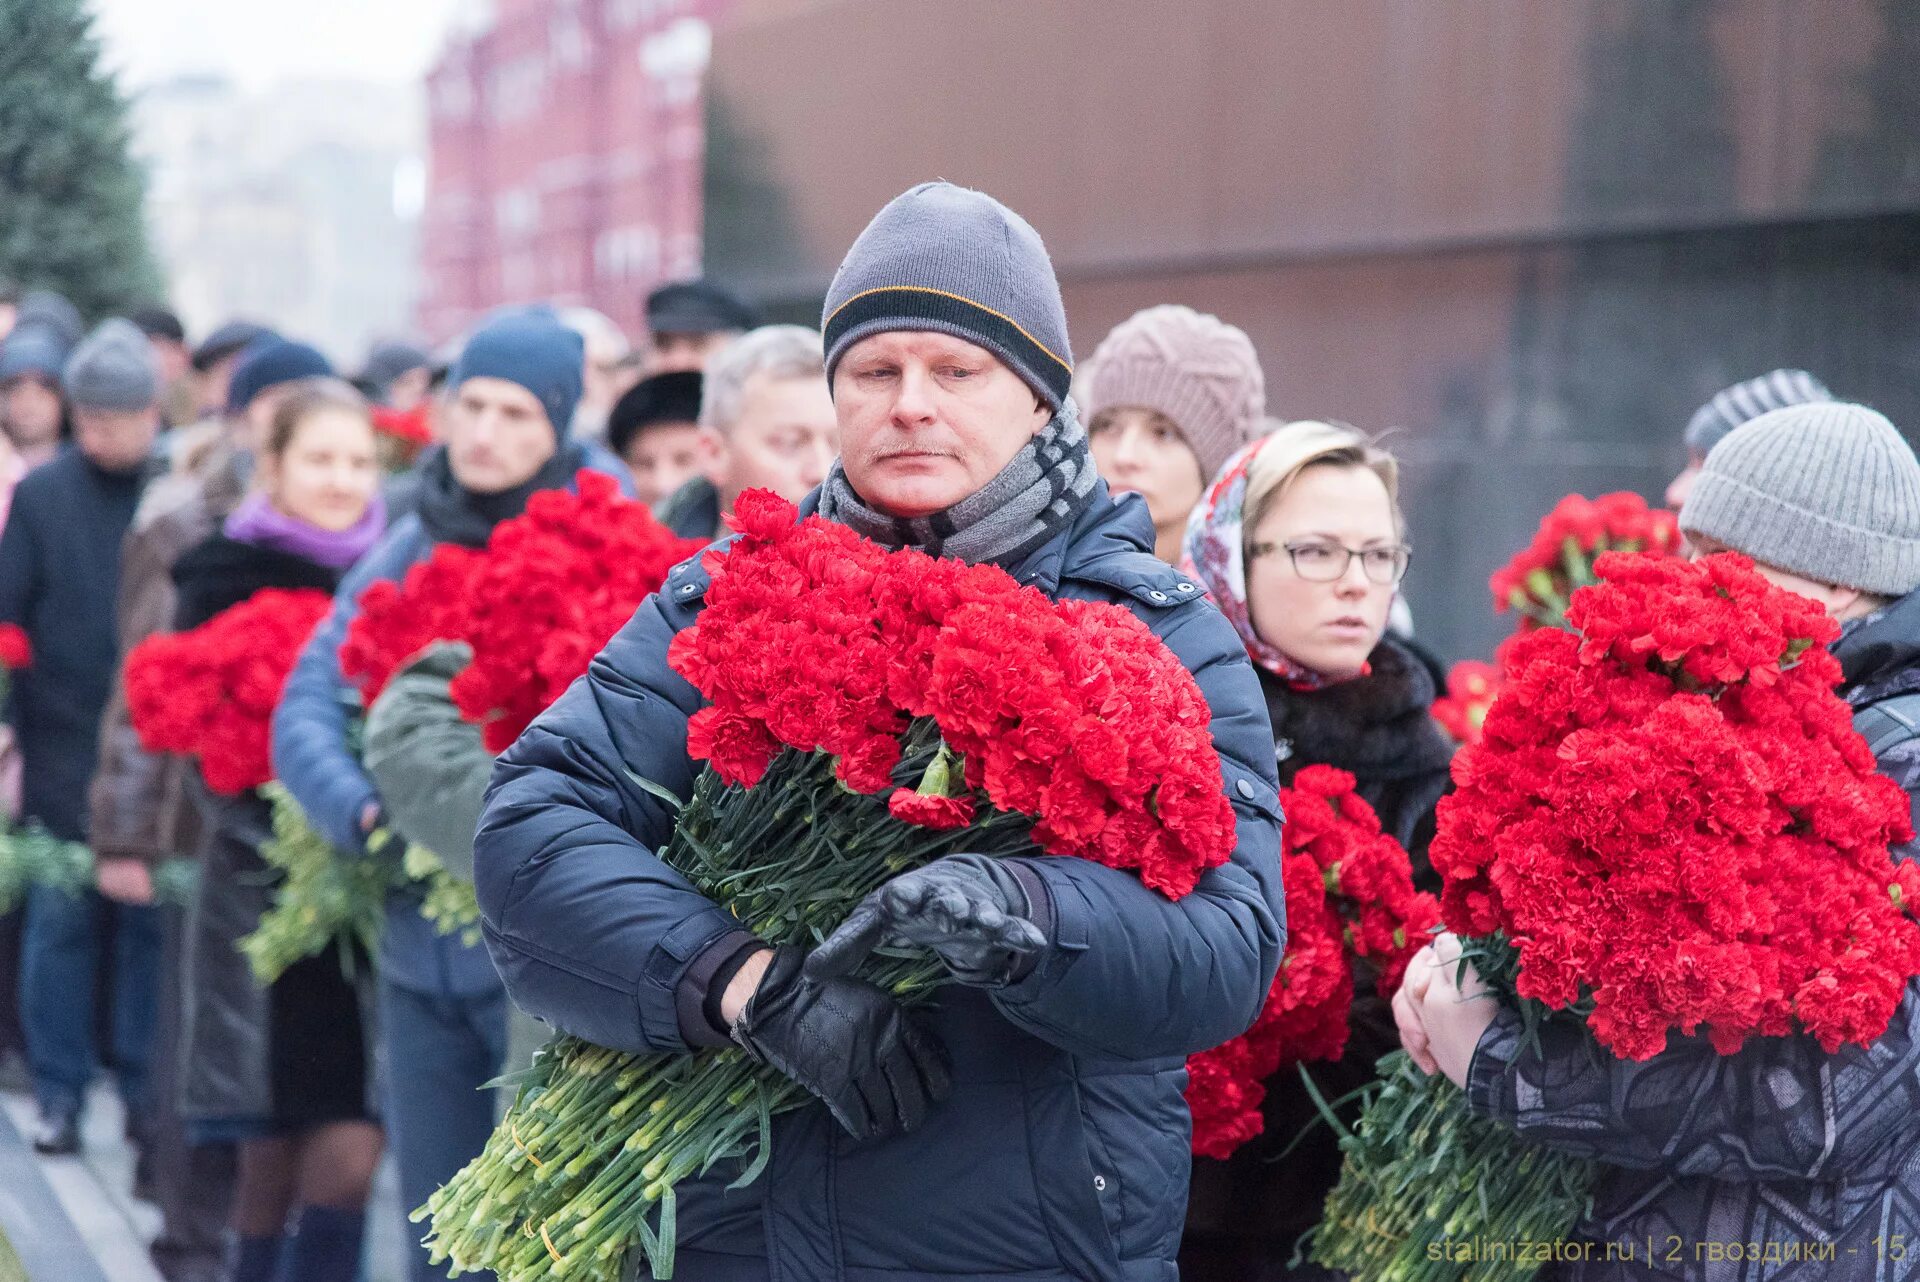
[89,0,468,91]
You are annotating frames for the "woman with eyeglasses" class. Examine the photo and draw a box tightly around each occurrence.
[1178,420,1454,1282]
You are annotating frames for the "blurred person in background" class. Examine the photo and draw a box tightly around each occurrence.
[0,320,165,1158]
[607,369,704,507]
[93,336,333,1282]
[1664,368,1830,511]
[642,277,759,376]
[0,282,16,342]
[355,339,433,412]
[188,322,274,425]
[1084,304,1266,565]
[560,305,637,442]
[1180,420,1450,1282]
[657,324,837,541]
[131,306,196,429]
[1,319,75,473]
[272,313,631,1282]
[171,380,387,1282]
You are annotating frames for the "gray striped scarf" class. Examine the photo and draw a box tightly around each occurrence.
[817,397,1099,566]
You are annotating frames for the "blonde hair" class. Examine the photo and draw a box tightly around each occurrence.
[1243,419,1403,539]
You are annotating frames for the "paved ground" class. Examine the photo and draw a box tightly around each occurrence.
[0,1083,411,1282]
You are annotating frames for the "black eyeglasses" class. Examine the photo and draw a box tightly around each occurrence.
[1248,539,1411,585]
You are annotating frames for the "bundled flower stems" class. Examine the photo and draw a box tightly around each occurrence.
[1185,766,1437,1159]
[420,492,1240,1280]
[1310,553,1920,1280]
[0,822,196,914]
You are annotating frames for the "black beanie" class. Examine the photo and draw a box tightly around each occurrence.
[608,371,705,457]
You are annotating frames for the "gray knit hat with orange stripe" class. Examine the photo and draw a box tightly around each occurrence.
[1680,401,1920,596]
[821,181,1073,410]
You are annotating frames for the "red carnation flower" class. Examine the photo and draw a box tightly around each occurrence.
[0,623,30,670]
[1435,550,1920,1060]
[1184,766,1439,1157]
[125,589,334,796]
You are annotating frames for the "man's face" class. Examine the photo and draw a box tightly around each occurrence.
[1665,450,1706,511]
[707,372,838,509]
[73,406,159,473]
[647,330,737,376]
[832,331,1050,518]
[2,374,64,449]
[582,334,635,419]
[444,376,558,494]
[387,366,433,413]
[621,422,704,507]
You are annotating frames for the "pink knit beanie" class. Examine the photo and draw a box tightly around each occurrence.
[1083,304,1265,481]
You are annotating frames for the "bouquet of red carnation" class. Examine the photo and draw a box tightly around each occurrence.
[1313,552,1920,1280]
[1490,492,1679,632]
[344,471,702,753]
[1430,660,1503,746]
[424,491,1241,1281]
[0,621,29,706]
[1186,766,1438,1159]
[125,589,335,796]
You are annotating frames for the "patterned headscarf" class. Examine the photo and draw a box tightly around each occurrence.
[1180,439,1327,686]
[1180,437,1388,689]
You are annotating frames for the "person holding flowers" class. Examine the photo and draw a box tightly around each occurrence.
[162,378,386,1282]
[1178,420,1453,1280]
[1399,400,1920,1279]
[271,312,633,1282]
[472,181,1286,1282]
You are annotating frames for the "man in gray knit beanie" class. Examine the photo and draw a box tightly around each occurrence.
[471,180,1281,1282]
[63,318,162,473]
[1679,400,1920,612]
[1665,368,1830,510]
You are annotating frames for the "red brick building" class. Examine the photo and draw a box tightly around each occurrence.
[416,0,732,341]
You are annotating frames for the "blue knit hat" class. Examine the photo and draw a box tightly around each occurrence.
[0,321,72,385]
[822,181,1073,410]
[451,314,584,440]
[228,339,334,413]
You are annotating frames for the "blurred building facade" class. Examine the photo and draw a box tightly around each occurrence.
[416,0,731,341]
[701,0,1920,664]
[131,74,423,364]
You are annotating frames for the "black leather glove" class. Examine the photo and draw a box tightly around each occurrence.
[805,854,1048,987]
[731,944,952,1142]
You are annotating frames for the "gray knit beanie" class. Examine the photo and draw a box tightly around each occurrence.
[822,181,1072,410]
[1683,368,1830,457]
[1679,401,1920,596]
[62,318,160,412]
[1083,304,1265,481]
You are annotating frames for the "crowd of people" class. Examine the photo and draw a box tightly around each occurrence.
[1,178,1917,1282]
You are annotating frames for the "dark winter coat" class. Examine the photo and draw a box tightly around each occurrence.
[271,442,631,999]
[1183,636,1455,1280]
[1466,589,1920,1281]
[0,448,151,840]
[474,484,1287,1282]
[169,533,379,1127]
[658,474,724,542]
[89,433,248,867]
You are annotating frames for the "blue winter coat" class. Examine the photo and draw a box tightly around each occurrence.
[473,483,1287,1281]
[272,451,633,998]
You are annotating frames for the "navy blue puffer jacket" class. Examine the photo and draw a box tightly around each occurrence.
[474,484,1286,1281]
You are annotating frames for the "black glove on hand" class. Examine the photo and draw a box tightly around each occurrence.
[732,944,952,1142]
[805,854,1048,986]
